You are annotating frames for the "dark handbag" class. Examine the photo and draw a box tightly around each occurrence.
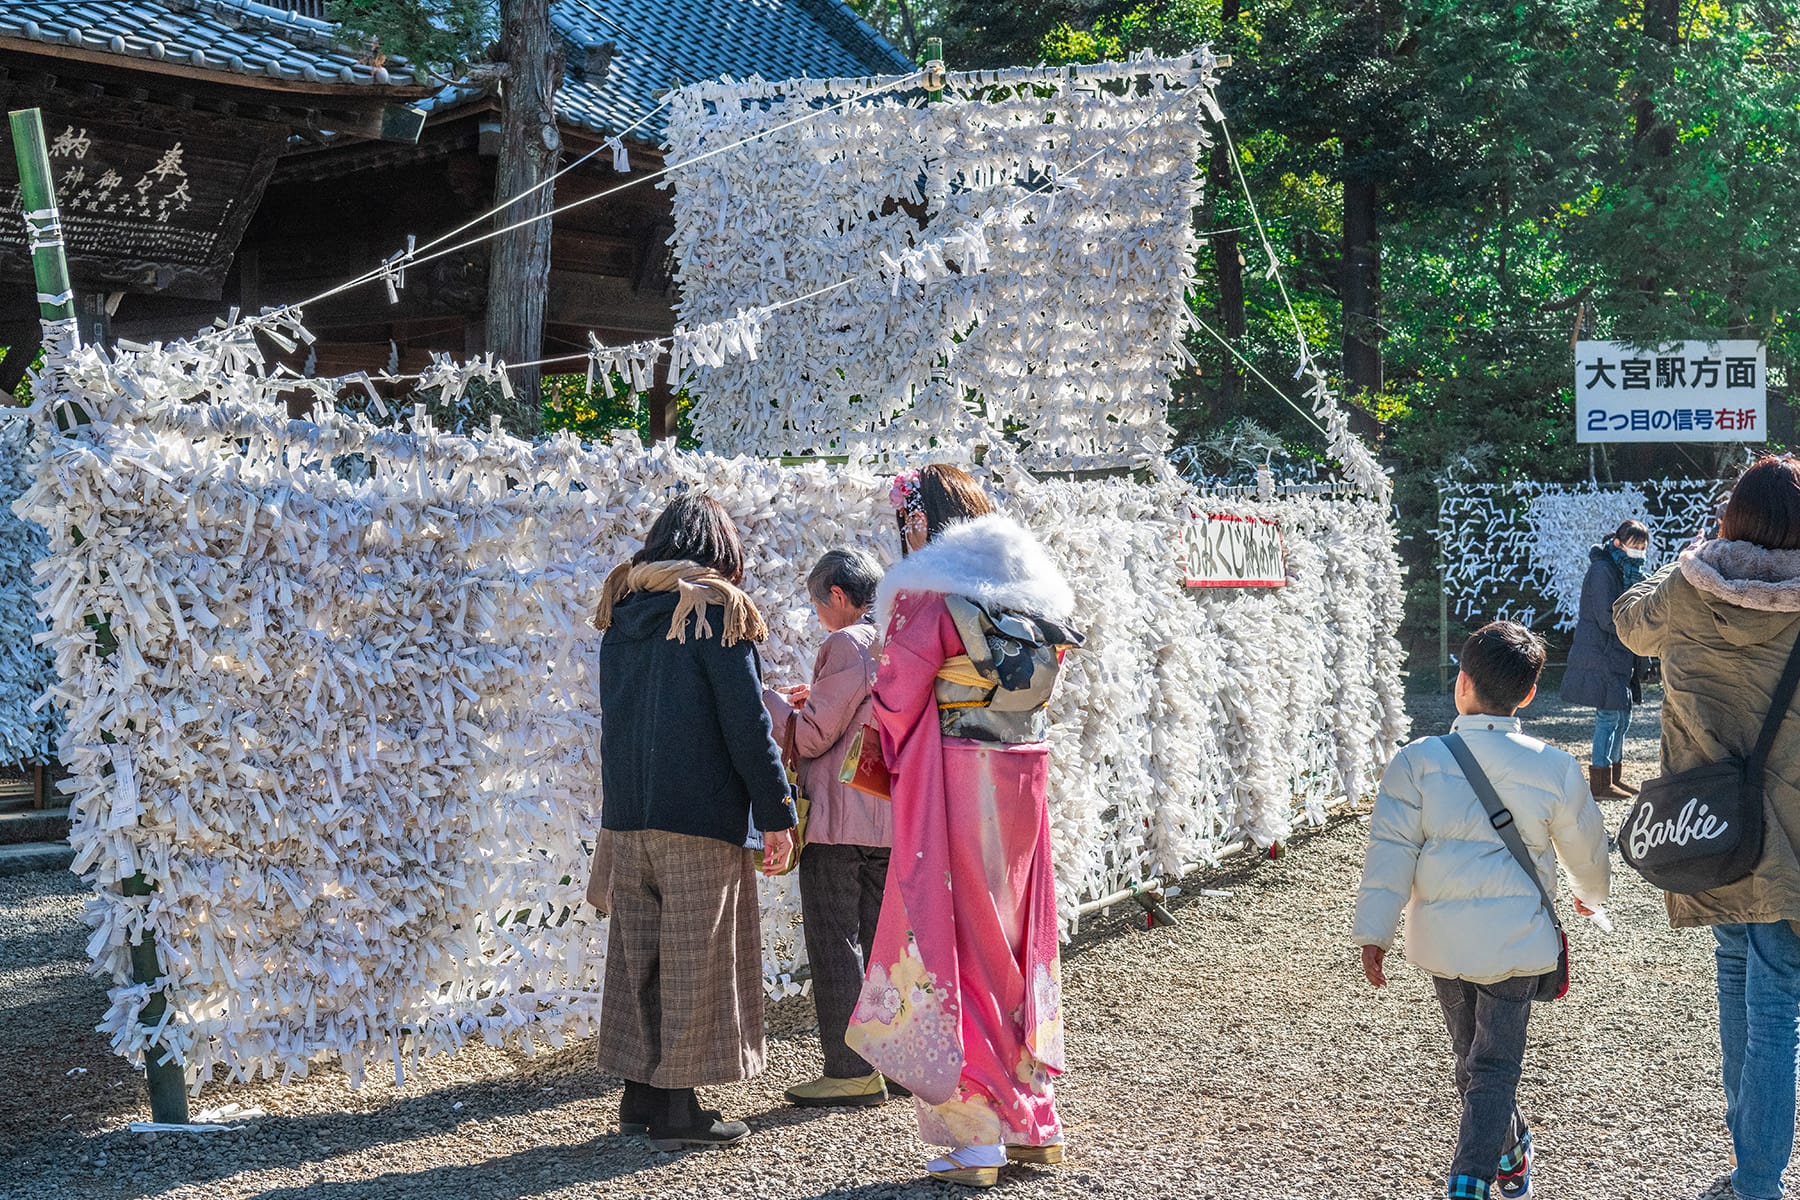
[1442,733,1570,1002]
[839,722,891,801]
[1617,633,1800,895]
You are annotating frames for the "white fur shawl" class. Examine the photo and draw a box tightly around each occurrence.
[1680,538,1800,612]
[874,514,1075,632]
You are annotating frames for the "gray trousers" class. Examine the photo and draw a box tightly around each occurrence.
[798,842,890,1078]
[1434,974,1534,1186]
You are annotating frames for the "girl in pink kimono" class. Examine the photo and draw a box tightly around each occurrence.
[845,465,1081,1188]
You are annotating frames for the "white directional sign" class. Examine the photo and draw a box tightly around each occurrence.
[1576,339,1766,443]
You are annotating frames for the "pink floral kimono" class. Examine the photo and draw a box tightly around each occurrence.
[845,514,1071,1150]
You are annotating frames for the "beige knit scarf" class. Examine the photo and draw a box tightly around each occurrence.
[591,559,769,646]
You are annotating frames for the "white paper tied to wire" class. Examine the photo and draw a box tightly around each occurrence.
[663,53,1218,465]
[0,413,60,764]
[414,351,514,412]
[1439,478,1726,631]
[14,321,1407,1092]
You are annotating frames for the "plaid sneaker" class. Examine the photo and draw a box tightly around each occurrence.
[1448,1176,1490,1200]
[1496,1133,1532,1198]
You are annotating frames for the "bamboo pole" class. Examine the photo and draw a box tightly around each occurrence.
[923,37,945,102]
[8,107,189,1125]
[8,110,74,330]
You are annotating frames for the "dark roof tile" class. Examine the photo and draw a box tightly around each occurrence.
[0,0,418,87]
[4,0,911,141]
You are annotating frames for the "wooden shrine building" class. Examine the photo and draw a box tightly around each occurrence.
[0,0,909,407]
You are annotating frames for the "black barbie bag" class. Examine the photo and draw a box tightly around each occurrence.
[1617,634,1800,895]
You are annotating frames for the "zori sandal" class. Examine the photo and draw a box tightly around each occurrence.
[1006,1142,1065,1165]
[927,1146,1004,1188]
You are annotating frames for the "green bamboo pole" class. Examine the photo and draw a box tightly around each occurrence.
[9,107,189,1125]
[8,109,75,330]
[924,36,945,103]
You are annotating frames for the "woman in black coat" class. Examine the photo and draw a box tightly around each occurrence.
[1559,518,1649,798]
[590,494,796,1150]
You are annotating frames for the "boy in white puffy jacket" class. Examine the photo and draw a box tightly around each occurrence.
[1353,621,1611,1200]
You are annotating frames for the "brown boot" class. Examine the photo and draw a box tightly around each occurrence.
[1612,762,1639,795]
[1590,765,1630,799]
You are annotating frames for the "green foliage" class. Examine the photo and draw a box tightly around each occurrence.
[1022,0,1800,669]
[5,347,41,406]
[540,374,697,449]
[325,0,497,81]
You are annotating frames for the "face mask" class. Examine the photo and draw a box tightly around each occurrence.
[1623,547,1647,561]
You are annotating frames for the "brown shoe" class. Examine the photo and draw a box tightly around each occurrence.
[1612,762,1639,795]
[1590,765,1630,799]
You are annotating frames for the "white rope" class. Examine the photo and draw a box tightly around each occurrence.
[1217,115,1313,366]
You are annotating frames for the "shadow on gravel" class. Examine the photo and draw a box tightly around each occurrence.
[238,1135,657,1200]
[52,1068,623,1197]
[785,1170,1096,1199]
[0,957,141,1136]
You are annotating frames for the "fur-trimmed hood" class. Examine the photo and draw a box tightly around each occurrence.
[874,514,1074,632]
[1680,538,1800,615]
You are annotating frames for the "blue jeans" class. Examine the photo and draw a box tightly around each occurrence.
[1591,707,1630,767]
[1434,974,1535,1194]
[1715,922,1800,1200]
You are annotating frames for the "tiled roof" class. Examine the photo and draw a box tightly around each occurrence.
[549,0,912,140]
[0,0,911,138]
[0,0,419,88]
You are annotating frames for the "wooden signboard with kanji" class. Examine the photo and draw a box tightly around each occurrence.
[0,95,283,300]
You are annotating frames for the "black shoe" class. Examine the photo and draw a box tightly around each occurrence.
[619,1080,660,1135]
[649,1087,750,1151]
[884,1076,912,1099]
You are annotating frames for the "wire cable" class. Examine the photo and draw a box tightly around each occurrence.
[1188,310,1329,437]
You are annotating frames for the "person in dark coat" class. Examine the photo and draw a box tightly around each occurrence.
[590,494,797,1150]
[1559,518,1649,798]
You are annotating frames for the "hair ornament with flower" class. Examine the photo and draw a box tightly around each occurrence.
[889,468,923,517]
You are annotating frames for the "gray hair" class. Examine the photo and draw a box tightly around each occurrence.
[806,547,882,609]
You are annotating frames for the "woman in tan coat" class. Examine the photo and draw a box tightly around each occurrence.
[1615,455,1800,1200]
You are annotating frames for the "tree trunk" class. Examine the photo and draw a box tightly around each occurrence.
[1208,0,1245,419]
[1341,176,1382,396]
[484,0,563,436]
[1633,0,1679,159]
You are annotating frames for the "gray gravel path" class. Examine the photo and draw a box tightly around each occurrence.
[1,689,1731,1200]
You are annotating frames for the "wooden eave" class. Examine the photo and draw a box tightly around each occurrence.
[0,34,433,100]
[0,38,428,139]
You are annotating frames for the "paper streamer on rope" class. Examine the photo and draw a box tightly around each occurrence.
[20,326,1406,1090]
[1438,478,1728,631]
[663,52,1221,466]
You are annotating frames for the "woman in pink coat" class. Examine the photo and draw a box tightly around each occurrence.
[763,548,895,1108]
[845,465,1081,1188]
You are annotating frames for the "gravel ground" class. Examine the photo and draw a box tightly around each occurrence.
[2,688,1733,1200]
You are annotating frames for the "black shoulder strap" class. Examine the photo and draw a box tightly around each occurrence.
[1441,733,1563,934]
[1749,629,1800,778]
